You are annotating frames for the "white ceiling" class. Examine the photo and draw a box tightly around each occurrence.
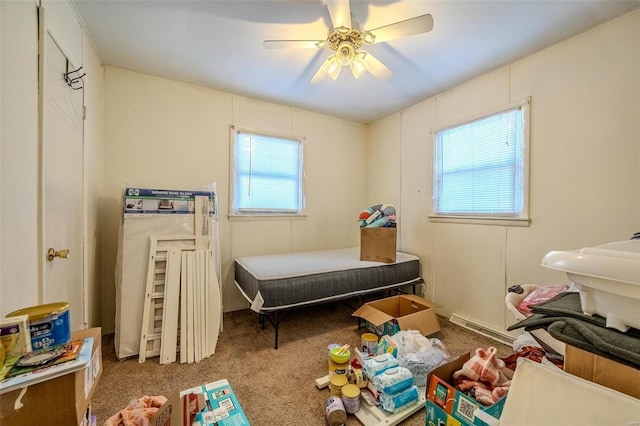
[72,0,640,124]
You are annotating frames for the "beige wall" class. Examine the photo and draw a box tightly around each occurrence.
[101,68,368,331]
[368,10,640,335]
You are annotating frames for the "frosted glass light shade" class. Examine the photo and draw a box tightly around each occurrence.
[323,55,342,80]
[350,52,368,78]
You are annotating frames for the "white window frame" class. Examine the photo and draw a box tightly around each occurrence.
[429,97,531,227]
[229,126,305,218]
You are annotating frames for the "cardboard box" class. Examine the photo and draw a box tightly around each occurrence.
[360,227,397,263]
[500,357,640,425]
[152,379,250,426]
[152,390,206,426]
[351,294,440,337]
[425,353,506,426]
[564,344,640,399]
[0,327,103,426]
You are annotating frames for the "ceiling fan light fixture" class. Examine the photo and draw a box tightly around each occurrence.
[350,51,368,78]
[323,55,342,80]
[336,42,355,66]
[264,2,434,84]
[362,31,375,45]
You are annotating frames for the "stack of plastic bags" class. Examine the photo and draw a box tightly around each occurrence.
[378,330,450,387]
[358,204,397,228]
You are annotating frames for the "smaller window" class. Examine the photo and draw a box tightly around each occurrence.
[231,129,304,215]
[433,98,530,221]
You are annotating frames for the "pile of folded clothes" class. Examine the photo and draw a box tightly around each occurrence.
[507,291,640,368]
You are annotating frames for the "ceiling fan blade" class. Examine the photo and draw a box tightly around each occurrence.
[310,65,328,85]
[325,0,352,30]
[369,14,433,44]
[263,40,323,49]
[364,52,393,80]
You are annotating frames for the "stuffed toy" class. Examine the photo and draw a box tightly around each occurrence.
[452,347,511,406]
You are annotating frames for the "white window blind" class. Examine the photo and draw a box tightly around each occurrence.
[233,131,303,214]
[434,105,526,217]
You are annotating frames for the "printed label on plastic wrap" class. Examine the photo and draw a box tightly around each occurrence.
[363,353,399,377]
[372,366,414,394]
[124,188,216,215]
[380,385,420,414]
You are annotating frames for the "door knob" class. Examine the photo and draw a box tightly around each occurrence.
[47,248,70,262]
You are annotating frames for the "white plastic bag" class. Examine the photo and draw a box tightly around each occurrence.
[402,329,433,353]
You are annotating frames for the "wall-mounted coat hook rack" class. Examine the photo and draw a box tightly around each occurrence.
[63,60,85,90]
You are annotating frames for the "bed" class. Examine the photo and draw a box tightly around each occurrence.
[234,247,423,348]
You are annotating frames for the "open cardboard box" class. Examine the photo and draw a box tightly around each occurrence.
[425,352,507,426]
[351,294,440,337]
[563,344,640,399]
[152,379,250,426]
[0,327,102,426]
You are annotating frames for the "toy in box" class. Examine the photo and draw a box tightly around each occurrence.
[425,353,507,426]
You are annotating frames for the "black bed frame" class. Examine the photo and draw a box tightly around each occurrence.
[255,279,422,349]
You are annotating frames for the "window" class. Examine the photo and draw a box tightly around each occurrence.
[432,98,530,223]
[231,129,304,216]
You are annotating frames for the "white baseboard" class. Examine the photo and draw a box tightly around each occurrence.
[449,313,515,347]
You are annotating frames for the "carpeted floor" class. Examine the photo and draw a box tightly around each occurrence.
[93,299,512,425]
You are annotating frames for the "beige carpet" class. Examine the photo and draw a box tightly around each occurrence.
[93,299,512,425]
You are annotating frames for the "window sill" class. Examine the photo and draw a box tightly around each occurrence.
[228,214,307,222]
[428,215,531,227]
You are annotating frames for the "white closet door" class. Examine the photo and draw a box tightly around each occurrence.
[41,21,85,330]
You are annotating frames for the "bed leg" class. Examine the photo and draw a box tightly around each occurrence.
[274,311,279,349]
[259,313,265,329]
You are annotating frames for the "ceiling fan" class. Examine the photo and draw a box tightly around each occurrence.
[263,0,433,83]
